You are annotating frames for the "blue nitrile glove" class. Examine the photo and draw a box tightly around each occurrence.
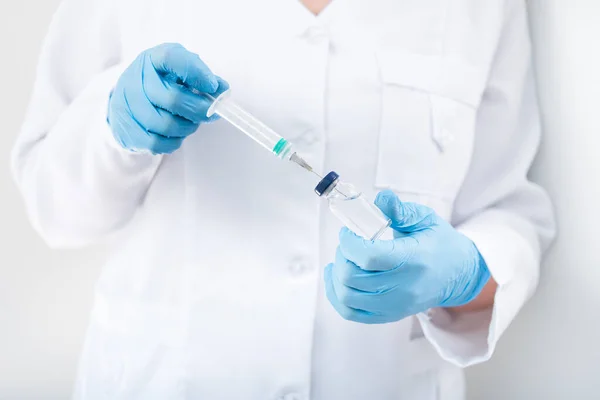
[108,43,228,154]
[324,190,491,324]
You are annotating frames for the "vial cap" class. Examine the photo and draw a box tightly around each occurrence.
[315,171,340,196]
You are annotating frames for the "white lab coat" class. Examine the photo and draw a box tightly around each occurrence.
[11,0,555,399]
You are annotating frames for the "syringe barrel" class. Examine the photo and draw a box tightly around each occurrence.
[205,90,294,159]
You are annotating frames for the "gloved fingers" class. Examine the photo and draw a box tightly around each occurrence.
[214,76,230,95]
[338,227,418,272]
[123,70,200,138]
[142,56,214,124]
[375,190,440,233]
[149,108,199,138]
[331,266,396,315]
[324,264,390,324]
[137,132,184,155]
[333,247,394,292]
[332,261,430,320]
[108,106,184,154]
[204,76,230,123]
[149,43,219,94]
[107,99,142,149]
[127,117,185,154]
[334,245,432,302]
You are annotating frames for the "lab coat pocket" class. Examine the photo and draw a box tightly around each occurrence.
[76,299,187,400]
[375,50,487,207]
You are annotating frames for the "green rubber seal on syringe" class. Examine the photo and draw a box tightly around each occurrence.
[272,138,289,156]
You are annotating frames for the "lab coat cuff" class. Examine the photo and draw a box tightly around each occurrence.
[417,211,540,367]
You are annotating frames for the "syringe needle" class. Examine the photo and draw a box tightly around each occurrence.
[290,153,320,176]
[310,170,323,179]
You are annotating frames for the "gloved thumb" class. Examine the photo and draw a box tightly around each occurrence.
[375,190,439,233]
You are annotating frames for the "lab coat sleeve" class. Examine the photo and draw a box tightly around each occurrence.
[416,0,556,367]
[10,0,163,248]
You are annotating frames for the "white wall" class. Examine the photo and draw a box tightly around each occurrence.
[467,1,600,399]
[1,1,598,399]
[0,1,104,399]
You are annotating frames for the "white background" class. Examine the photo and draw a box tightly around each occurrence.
[0,1,598,399]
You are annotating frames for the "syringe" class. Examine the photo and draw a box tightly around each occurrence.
[198,89,320,177]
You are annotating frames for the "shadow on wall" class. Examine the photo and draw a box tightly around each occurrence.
[467,1,600,399]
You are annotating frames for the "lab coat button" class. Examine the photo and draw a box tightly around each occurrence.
[298,129,319,145]
[303,132,319,145]
[289,257,312,276]
[304,25,329,43]
[278,392,305,400]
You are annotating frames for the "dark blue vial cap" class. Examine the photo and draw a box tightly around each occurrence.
[315,171,340,196]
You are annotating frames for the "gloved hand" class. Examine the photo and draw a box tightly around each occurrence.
[324,190,491,324]
[108,43,228,154]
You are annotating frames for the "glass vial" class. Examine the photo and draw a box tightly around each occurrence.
[315,171,391,241]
